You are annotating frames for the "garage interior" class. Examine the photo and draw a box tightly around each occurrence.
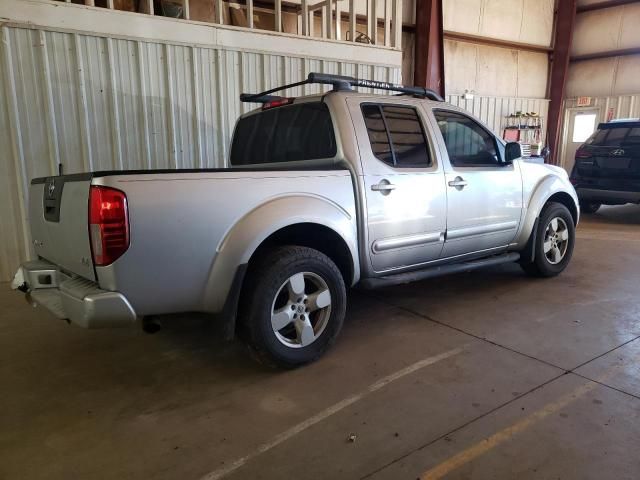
[1,0,639,479]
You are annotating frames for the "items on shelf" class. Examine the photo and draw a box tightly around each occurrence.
[503,111,544,157]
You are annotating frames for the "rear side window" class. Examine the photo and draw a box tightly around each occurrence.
[587,126,640,146]
[361,104,431,167]
[230,102,337,165]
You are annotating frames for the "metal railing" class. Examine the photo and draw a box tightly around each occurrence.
[66,0,402,48]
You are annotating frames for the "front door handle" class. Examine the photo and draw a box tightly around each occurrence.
[371,180,397,194]
[448,176,468,190]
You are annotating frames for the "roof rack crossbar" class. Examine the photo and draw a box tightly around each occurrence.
[239,79,310,104]
[239,72,445,104]
[238,93,291,104]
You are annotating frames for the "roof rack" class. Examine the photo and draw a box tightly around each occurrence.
[606,117,640,123]
[239,72,445,104]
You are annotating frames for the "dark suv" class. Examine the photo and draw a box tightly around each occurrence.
[570,119,640,213]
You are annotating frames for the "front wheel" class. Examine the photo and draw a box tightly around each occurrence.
[579,201,601,214]
[238,246,347,368]
[520,202,576,277]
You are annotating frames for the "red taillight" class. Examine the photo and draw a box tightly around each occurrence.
[575,148,592,159]
[89,186,129,266]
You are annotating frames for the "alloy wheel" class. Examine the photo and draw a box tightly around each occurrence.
[270,272,332,348]
[543,217,570,265]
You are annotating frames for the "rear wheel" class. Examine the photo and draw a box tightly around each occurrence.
[238,246,346,368]
[520,202,575,277]
[579,201,601,214]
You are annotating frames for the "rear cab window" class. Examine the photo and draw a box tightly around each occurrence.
[230,102,337,166]
[361,104,432,168]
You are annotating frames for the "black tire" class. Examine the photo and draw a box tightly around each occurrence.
[579,201,601,214]
[238,246,347,369]
[520,202,575,277]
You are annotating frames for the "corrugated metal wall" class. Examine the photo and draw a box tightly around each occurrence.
[446,94,550,139]
[563,95,640,119]
[0,24,401,281]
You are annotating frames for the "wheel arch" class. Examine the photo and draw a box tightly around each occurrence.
[201,195,359,337]
[514,175,580,250]
[546,191,578,226]
[216,222,356,341]
[246,223,356,286]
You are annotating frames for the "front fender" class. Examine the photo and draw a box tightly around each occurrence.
[513,174,579,249]
[201,193,358,312]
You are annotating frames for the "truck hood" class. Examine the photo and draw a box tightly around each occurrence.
[541,162,569,178]
[521,159,569,178]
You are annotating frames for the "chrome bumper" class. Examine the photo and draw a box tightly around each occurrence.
[12,260,137,328]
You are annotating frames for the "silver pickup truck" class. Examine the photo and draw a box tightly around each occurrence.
[13,73,579,367]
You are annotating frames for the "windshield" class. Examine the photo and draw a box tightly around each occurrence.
[586,126,640,147]
[230,102,337,166]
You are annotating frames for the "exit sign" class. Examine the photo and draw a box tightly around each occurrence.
[577,96,592,107]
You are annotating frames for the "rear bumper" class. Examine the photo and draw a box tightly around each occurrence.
[12,260,137,328]
[576,187,640,204]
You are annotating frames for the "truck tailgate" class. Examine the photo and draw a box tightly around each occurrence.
[30,176,96,281]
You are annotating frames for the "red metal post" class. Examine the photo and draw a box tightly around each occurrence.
[413,0,445,97]
[546,0,577,165]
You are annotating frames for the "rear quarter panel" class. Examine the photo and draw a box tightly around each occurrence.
[93,170,357,316]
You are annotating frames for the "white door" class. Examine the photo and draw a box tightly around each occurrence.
[562,108,600,174]
[347,98,447,273]
[430,109,524,259]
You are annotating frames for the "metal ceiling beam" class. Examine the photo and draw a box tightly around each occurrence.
[443,31,553,54]
[576,0,638,13]
[546,0,577,166]
[414,0,445,97]
[570,47,640,62]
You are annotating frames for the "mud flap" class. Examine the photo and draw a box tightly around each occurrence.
[219,263,248,340]
[519,217,540,264]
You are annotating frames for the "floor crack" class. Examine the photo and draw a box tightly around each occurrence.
[357,291,640,478]
[360,290,565,372]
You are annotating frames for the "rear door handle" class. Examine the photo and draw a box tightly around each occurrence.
[371,181,397,193]
[448,176,468,189]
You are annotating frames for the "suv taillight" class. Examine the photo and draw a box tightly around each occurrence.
[89,186,129,266]
[575,147,592,159]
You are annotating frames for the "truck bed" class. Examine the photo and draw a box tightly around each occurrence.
[28,167,357,318]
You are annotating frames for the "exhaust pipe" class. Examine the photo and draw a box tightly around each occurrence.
[142,316,162,334]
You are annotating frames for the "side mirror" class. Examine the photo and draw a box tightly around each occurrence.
[504,142,522,164]
[541,146,551,159]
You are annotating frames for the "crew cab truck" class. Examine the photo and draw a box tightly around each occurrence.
[13,73,579,368]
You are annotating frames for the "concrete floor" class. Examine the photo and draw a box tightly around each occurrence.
[1,204,639,480]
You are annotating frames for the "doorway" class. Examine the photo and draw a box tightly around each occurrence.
[562,108,600,174]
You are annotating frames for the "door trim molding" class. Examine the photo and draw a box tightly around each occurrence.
[372,231,444,253]
[446,221,518,241]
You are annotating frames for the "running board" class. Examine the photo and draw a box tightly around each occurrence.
[360,252,521,289]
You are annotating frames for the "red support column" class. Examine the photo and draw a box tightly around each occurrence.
[546,0,577,165]
[413,0,445,97]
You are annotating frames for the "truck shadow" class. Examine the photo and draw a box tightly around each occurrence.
[154,263,533,368]
[580,204,640,226]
